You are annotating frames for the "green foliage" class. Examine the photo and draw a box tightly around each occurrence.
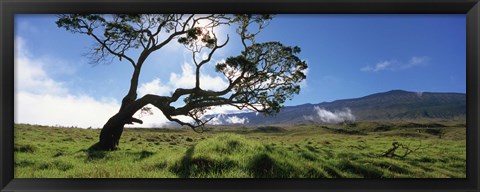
[216,41,308,115]
[14,123,466,178]
[178,27,217,49]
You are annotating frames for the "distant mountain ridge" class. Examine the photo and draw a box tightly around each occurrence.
[212,90,466,125]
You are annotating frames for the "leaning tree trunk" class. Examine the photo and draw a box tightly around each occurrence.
[90,93,134,150]
[96,115,127,151]
[91,95,163,151]
[94,108,145,150]
[90,61,175,151]
[91,66,143,151]
[95,97,143,151]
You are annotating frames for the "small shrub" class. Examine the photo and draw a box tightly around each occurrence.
[380,142,423,158]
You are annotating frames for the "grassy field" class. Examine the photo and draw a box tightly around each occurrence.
[14,121,466,178]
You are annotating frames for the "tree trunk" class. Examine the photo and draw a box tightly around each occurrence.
[92,96,137,151]
[94,114,145,150]
[90,66,143,151]
[90,94,169,151]
[91,113,127,151]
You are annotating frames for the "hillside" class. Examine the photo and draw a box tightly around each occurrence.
[213,90,466,125]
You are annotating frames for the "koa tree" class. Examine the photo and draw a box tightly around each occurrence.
[56,14,308,151]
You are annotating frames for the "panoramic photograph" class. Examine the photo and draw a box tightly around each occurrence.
[14,14,466,178]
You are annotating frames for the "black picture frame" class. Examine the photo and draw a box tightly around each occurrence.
[1,0,479,191]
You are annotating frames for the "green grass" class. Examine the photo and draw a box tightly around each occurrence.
[14,122,466,178]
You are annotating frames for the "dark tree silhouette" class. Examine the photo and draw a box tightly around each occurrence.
[56,14,308,151]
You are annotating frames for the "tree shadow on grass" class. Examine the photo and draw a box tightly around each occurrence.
[170,145,195,178]
[82,142,156,162]
[170,145,237,178]
[76,142,108,162]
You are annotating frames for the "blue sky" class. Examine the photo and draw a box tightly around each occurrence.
[14,14,466,128]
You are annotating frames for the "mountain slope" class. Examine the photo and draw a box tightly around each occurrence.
[213,90,466,125]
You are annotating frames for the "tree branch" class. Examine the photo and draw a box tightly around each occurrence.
[79,20,137,68]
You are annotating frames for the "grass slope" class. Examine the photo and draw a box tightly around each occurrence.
[14,122,466,178]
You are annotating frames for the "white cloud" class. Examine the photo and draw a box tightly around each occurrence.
[15,37,120,128]
[138,78,171,97]
[204,105,248,115]
[170,63,229,91]
[361,60,392,72]
[361,56,429,72]
[226,115,249,124]
[169,63,197,89]
[16,92,119,128]
[15,37,68,96]
[304,106,355,123]
[209,114,249,125]
[404,56,429,69]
